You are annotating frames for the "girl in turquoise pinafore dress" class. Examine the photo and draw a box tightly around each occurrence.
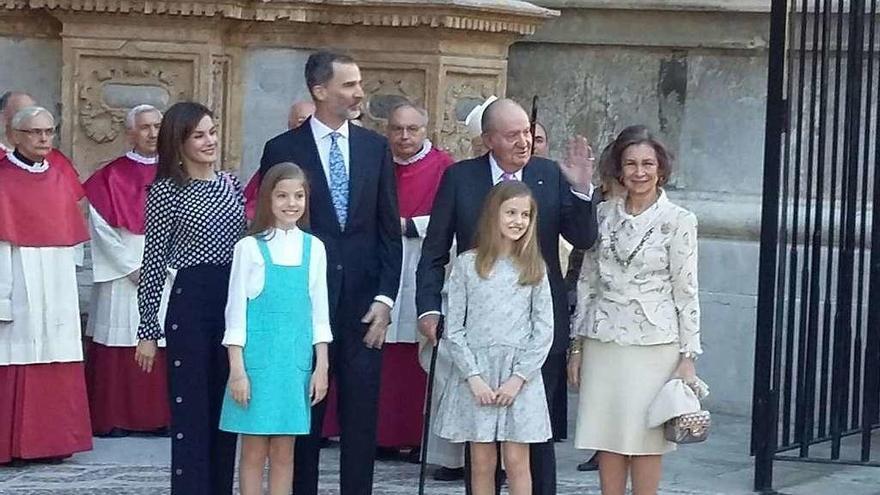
[219,163,332,495]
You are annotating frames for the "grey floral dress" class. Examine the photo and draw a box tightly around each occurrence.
[433,251,554,443]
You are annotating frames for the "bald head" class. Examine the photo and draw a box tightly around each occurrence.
[387,103,429,160]
[481,98,532,170]
[1,92,36,146]
[480,98,528,135]
[288,100,316,129]
[1,92,35,127]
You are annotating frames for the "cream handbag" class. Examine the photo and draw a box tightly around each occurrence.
[647,378,711,444]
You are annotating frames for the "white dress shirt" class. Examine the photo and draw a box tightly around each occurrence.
[489,153,594,199]
[310,116,351,178]
[223,228,334,347]
[307,116,395,309]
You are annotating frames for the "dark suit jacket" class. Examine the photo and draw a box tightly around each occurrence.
[415,154,598,355]
[260,118,402,331]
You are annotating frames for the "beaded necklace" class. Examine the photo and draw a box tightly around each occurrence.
[609,225,655,268]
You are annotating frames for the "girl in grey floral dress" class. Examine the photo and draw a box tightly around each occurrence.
[433,181,554,495]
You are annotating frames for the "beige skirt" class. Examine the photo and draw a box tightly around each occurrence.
[574,339,679,455]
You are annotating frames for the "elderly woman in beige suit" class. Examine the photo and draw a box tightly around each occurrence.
[567,125,702,495]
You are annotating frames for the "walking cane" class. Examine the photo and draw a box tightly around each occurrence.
[418,315,445,495]
[529,94,539,155]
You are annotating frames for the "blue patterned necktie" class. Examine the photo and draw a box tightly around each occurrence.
[328,132,349,229]
[501,172,517,182]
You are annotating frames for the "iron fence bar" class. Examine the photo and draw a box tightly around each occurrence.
[831,0,867,461]
[852,0,879,435]
[754,0,792,489]
[773,455,880,467]
[797,0,825,456]
[815,0,835,440]
[774,423,879,452]
[788,0,811,450]
[861,0,880,462]
[820,0,848,442]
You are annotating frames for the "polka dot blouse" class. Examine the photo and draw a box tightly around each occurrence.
[136,172,246,340]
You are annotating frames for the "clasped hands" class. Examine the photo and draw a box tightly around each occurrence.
[468,374,524,407]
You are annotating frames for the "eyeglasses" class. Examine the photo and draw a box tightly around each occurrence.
[17,128,55,138]
[388,125,424,135]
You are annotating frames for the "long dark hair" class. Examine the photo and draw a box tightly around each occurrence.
[155,102,213,186]
[249,162,310,236]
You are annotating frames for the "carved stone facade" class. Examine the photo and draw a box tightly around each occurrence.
[0,1,556,175]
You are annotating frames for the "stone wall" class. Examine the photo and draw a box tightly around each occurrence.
[508,0,771,415]
[1,0,777,416]
[240,48,312,179]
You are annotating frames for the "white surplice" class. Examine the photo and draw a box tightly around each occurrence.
[0,242,84,365]
[86,206,168,347]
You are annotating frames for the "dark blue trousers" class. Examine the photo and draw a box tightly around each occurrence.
[294,320,383,495]
[164,265,237,495]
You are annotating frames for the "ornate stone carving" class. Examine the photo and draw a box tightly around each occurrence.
[78,59,184,144]
[73,53,193,173]
[440,72,500,160]
[360,68,427,134]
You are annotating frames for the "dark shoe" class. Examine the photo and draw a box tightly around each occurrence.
[148,427,170,437]
[375,446,400,461]
[433,466,464,481]
[0,458,27,468]
[28,456,67,465]
[405,447,421,464]
[577,453,600,472]
[95,428,130,438]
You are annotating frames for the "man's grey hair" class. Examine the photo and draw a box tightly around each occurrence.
[125,104,162,130]
[388,101,429,125]
[11,106,53,130]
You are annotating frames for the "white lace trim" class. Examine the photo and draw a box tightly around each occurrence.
[394,140,433,166]
[126,150,158,165]
[6,151,48,173]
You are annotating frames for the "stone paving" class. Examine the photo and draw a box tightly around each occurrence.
[1,412,879,494]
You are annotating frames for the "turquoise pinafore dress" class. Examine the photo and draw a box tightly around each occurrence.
[219,235,314,435]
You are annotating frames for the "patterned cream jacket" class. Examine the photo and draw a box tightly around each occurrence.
[573,190,702,354]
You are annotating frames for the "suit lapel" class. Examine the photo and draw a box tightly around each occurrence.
[295,119,339,232]
[476,153,494,195]
[522,158,546,204]
[347,125,368,219]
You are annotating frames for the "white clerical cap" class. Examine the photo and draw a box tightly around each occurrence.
[464,95,498,139]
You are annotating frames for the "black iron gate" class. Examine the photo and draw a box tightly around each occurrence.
[752,0,880,492]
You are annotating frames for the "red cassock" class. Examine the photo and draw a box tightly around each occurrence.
[82,154,171,435]
[323,145,454,449]
[0,151,93,462]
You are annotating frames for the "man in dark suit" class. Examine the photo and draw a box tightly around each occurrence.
[259,51,402,495]
[416,98,598,495]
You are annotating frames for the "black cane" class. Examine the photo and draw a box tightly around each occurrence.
[529,95,539,155]
[418,316,445,495]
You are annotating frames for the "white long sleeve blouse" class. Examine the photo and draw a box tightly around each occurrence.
[222,228,333,347]
[573,191,702,354]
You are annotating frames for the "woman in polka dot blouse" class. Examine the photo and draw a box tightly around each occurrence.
[134,101,246,495]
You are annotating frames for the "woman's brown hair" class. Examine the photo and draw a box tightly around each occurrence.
[473,181,545,286]
[606,125,673,187]
[155,102,213,186]
[248,162,310,237]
